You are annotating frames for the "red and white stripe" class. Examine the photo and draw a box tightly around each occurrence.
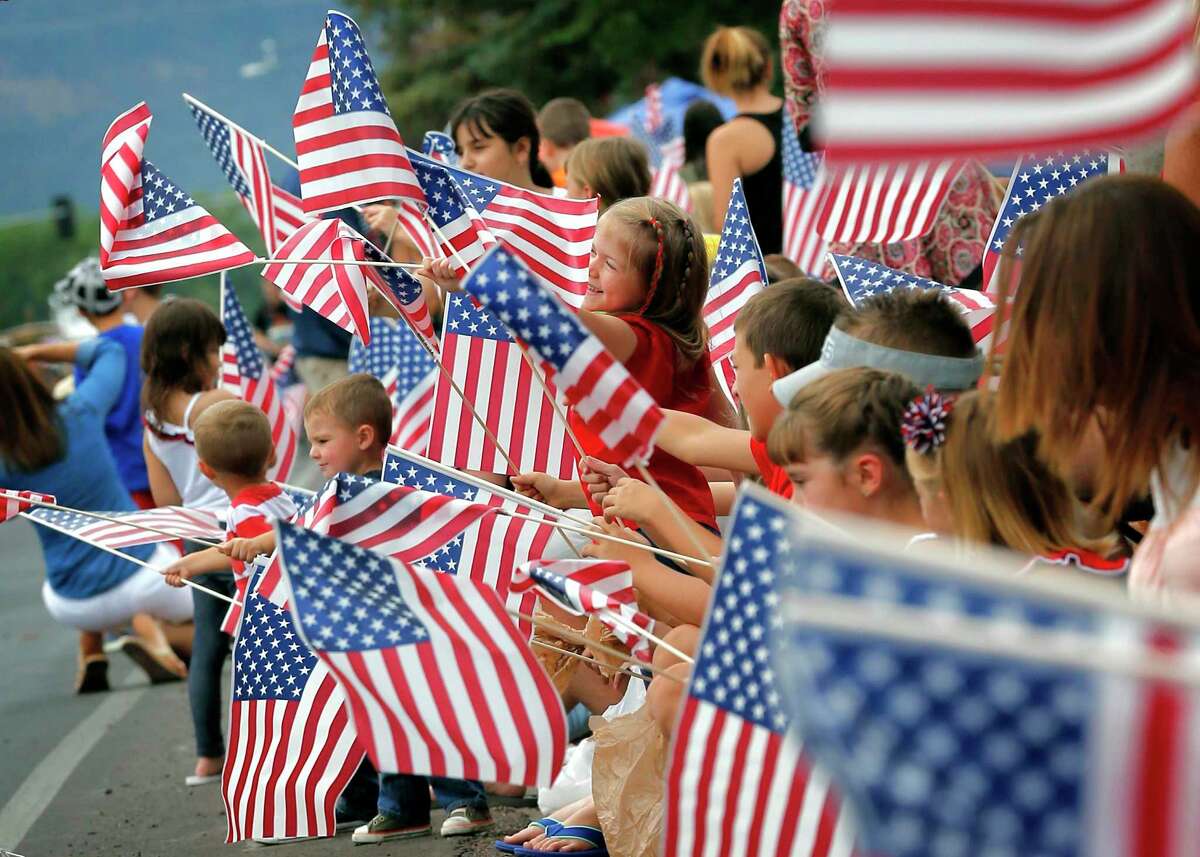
[783,170,828,277]
[282,552,568,785]
[819,0,1200,162]
[292,26,424,214]
[25,505,224,549]
[269,344,297,384]
[385,366,436,453]
[394,199,439,260]
[651,160,693,212]
[814,161,963,244]
[99,102,152,268]
[260,219,372,344]
[0,489,55,524]
[944,285,997,351]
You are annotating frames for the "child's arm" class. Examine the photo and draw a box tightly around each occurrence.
[600,478,722,582]
[511,472,588,510]
[582,520,712,627]
[161,547,231,587]
[219,530,276,563]
[655,409,757,474]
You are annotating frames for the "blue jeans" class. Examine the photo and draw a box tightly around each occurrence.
[338,757,488,825]
[188,571,235,758]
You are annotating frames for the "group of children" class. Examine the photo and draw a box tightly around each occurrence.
[5,34,1199,854]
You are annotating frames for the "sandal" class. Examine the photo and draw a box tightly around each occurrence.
[494,818,562,854]
[75,654,109,694]
[117,636,186,683]
[514,824,607,856]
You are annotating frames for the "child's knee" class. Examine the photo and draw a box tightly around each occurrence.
[652,623,700,672]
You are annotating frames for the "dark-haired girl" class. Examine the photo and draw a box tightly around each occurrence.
[449,88,556,192]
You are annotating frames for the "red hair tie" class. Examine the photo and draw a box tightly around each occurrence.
[637,217,665,314]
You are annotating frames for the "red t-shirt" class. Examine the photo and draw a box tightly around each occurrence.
[220,482,298,635]
[569,315,718,530]
[749,437,794,499]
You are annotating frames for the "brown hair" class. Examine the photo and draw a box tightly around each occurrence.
[767,367,919,473]
[735,278,844,371]
[991,175,1200,524]
[140,298,226,426]
[450,88,553,188]
[602,196,709,366]
[566,138,651,212]
[538,97,591,147]
[913,392,1111,556]
[194,400,274,479]
[763,254,803,284]
[304,373,392,451]
[0,348,64,471]
[841,289,976,358]
[701,26,772,95]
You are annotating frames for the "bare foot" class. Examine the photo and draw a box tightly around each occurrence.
[523,799,602,852]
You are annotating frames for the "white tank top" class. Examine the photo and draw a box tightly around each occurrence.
[144,393,228,516]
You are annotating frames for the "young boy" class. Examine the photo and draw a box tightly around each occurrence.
[537,97,591,187]
[220,374,495,843]
[160,400,297,785]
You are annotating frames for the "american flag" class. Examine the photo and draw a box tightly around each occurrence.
[817,0,1200,163]
[773,504,1200,857]
[706,178,769,366]
[813,160,964,245]
[0,489,55,524]
[222,564,362,843]
[269,343,299,387]
[644,83,665,135]
[98,104,255,290]
[422,130,459,166]
[982,151,1121,289]
[780,109,828,276]
[382,452,555,641]
[512,559,653,664]
[260,219,372,344]
[409,149,598,307]
[829,254,996,350]
[664,487,851,857]
[220,276,298,482]
[188,101,312,254]
[393,199,439,260]
[293,11,424,214]
[22,504,222,549]
[426,293,576,478]
[650,159,692,213]
[275,520,568,785]
[348,317,437,453]
[463,245,663,468]
[361,241,437,344]
[411,159,496,273]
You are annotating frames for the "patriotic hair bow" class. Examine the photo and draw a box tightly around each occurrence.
[900,388,955,455]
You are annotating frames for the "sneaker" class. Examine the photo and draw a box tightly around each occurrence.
[351,814,431,844]
[439,806,494,837]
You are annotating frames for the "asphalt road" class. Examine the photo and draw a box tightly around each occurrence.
[0,513,532,857]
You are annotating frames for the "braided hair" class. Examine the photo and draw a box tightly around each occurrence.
[603,197,709,367]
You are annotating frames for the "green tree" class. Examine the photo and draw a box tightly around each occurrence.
[352,0,782,138]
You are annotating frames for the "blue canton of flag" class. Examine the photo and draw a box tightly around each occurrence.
[380,453,485,575]
[771,501,1200,857]
[139,161,197,223]
[326,12,390,118]
[409,158,495,271]
[444,292,514,344]
[411,150,505,213]
[348,317,432,380]
[222,282,266,380]
[982,151,1116,284]
[423,131,459,166]
[233,580,320,700]
[190,106,251,196]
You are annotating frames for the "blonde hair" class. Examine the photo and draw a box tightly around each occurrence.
[920,392,1111,557]
[566,138,651,212]
[602,197,709,367]
[701,26,772,95]
[194,400,274,479]
[304,373,392,451]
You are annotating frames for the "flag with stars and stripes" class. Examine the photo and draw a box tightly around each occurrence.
[293,10,424,214]
[274,519,568,785]
[260,219,373,344]
[780,110,828,277]
[650,159,692,213]
[813,160,963,246]
[982,152,1122,289]
[463,245,663,468]
[426,292,577,479]
[382,450,554,640]
[188,101,313,255]
[270,344,299,387]
[817,0,1200,164]
[392,199,439,261]
[409,149,598,307]
[772,495,1200,857]
[0,489,56,524]
[829,254,996,350]
[98,103,255,290]
[221,563,362,843]
[361,241,437,345]
[22,504,223,549]
[664,486,852,857]
[422,130,458,166]
[706,178,769,367]
[410,159,496,273]
[512,559,654,664]
[348,317,437,453]
[220,276,298,482]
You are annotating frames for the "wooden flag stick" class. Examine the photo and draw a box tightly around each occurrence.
[255,256,422,271]
[2,491,221,549]
[21,513,237,605]
[530,640,645,682]
[510,607,684,683]
[634,462,715,569]
[602,611,695,665]
[498,508,712,569]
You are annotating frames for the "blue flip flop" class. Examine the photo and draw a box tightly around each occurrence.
[514,824,607,857]
[494,818,562,854]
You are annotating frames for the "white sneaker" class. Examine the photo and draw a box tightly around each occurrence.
[439,807,494,837]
